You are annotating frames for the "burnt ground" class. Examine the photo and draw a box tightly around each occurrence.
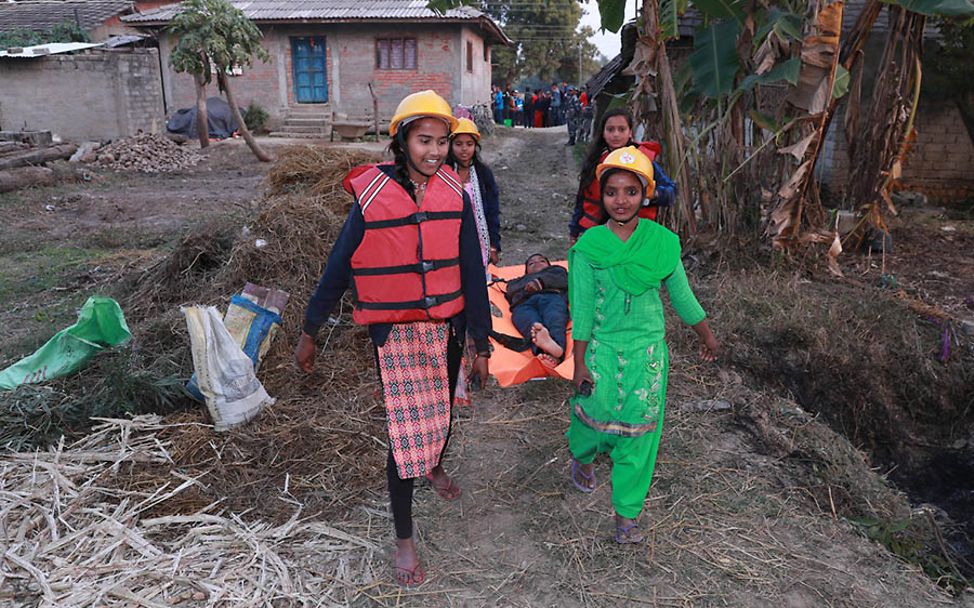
[1,128,974,606]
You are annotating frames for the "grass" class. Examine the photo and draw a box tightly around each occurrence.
[0,246,104,304]
[0,191,22,209]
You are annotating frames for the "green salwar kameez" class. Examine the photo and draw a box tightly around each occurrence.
[568,220,706,519]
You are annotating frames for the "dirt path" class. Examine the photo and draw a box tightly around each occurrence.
[482,127,578,265]
[343,127,961,607]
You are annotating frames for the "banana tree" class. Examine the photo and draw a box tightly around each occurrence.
[622,0,971,265]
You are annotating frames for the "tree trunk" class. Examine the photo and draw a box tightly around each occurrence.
[0,166,56,193]
[368,82,380,141]
[218,72,273,163]
[194,72,209,149]
[0,144,77,170]
[638,0,696,235]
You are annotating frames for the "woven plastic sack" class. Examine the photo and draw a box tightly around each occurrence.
[183,305,274,431]
[185,295,283,401]
[0,296,131,390]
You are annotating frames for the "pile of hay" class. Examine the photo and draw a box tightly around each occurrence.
[5,145,386,520]
[119,145,386,520]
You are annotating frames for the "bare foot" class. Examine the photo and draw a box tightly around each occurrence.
[394,537,425,586]
[537,353,559,369]
[425,465,461,500]
[531,323,564,359]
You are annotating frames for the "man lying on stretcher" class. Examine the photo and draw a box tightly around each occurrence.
[505,254,569,367]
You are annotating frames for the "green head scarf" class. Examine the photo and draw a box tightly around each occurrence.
[570,220,681,296]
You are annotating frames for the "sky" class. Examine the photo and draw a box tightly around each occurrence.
[578,0,640,60]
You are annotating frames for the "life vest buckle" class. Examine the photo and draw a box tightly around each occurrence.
[413,211,428,223]
[421,261,435,272]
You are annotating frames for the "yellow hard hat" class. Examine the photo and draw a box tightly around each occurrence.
[451,117,481,142]
[389,90,458,136]
[596,146,656,197]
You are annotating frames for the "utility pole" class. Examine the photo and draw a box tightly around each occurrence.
[578,43,582,85]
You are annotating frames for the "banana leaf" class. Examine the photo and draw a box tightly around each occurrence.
[689,20,743,98]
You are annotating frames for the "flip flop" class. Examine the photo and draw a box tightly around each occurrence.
[615,522,644,544]
[393,557,426,587]
[570,459,596,493]
[425,472,462,501]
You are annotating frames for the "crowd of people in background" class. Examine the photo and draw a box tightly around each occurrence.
[492,82,591,144]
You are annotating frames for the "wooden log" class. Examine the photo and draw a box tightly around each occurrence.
[0,166,56,193]
[0,144,78,171]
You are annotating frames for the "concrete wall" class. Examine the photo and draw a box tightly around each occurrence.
[337,23,458,123]
[158,22,493,127]
[820,100,974,203]
[458,26,491,107]
[0,48,165,141]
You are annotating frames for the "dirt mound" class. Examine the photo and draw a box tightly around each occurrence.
[689,268,974,587]
[95,133,202,173]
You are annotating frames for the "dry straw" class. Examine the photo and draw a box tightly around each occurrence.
[0,416,379,607]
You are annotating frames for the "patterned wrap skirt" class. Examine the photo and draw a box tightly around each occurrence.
[376,321,454,479]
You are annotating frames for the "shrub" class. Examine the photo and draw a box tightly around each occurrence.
[243,102,269,133]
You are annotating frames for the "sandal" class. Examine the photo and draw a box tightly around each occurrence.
[570,459,596,493]
[614,522,644,544]
[425,472,462,501]
[393,554,426,587]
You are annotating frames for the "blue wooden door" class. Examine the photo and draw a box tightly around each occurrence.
[291,37,327,103]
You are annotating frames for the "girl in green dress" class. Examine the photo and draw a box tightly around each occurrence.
[567,146,718,544]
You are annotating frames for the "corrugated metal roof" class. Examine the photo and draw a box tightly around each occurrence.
[128,1,475,22]
[122,0,511,44]
[0,41,104,58]
[0,1,133,33]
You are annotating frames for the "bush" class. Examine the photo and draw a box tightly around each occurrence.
[243,102,269,133]
[0,21,89,48]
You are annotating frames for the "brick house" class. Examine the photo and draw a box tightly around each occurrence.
[123,1,511,136]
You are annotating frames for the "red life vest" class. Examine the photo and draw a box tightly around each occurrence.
[577,141,663,232]
[348,163,466,325]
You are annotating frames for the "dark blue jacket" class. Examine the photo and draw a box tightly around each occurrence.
[452,159,501,253]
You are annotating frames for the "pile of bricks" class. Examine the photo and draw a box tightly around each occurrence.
[95,133,201,173]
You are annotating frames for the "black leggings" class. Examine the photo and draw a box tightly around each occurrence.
[383,327,463,540]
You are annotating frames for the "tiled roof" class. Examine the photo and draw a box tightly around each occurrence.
[123,0,511,44]
[0,1,134,33]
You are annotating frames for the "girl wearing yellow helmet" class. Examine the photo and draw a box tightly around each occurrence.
[447,117,501,269]
[569,108,678,241]
[296,90,491,587]
[567,146,718,544]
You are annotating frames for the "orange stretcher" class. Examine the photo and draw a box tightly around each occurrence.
[486,261,574,387]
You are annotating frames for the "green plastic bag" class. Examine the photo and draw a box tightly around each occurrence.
[0,296,131,391]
